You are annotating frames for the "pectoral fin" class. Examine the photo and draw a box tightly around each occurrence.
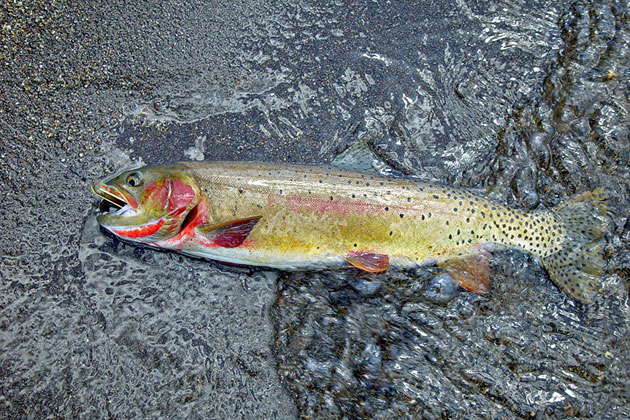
[345,250,389,273]
[438,249,492,294]
[196,216,262,248]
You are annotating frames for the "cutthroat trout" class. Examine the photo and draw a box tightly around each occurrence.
[92,161,608,303]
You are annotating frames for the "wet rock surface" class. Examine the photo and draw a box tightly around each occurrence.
[1,0,628,418]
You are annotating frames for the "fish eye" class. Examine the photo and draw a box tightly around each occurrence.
[125,172,143,187]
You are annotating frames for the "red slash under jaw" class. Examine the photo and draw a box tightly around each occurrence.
[111,218,165,238]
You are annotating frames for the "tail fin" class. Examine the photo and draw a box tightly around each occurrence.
[541,189,608,303]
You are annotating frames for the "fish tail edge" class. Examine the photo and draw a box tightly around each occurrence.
[541,189,609,303]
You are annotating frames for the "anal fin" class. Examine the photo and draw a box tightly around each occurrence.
[196,216,262,248]
[346,250,389,273]
[438,249,492,294]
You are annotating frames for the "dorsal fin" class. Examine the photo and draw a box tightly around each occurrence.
[331,142,399,176]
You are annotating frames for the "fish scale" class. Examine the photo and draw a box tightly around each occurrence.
[187,162,559,261]
[93,161,608,303]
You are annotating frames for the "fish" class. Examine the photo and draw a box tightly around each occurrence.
[91,159,608,303]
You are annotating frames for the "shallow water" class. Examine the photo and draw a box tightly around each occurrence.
[1,0,628,418]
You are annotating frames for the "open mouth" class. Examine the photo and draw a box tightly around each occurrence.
[91,181,167,239]
[90,182,138,216]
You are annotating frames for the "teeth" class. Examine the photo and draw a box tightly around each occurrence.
[111,204,138,217]
[112,204,130,215]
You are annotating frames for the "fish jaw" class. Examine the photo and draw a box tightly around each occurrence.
[90,181,137,210]
[94,181,157,234]
[102,212,167,239]
[92,166,202,242]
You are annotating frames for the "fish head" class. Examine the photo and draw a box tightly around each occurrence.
[92,166,201,242]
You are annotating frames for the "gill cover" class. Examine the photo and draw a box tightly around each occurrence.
[94,167,200,241]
